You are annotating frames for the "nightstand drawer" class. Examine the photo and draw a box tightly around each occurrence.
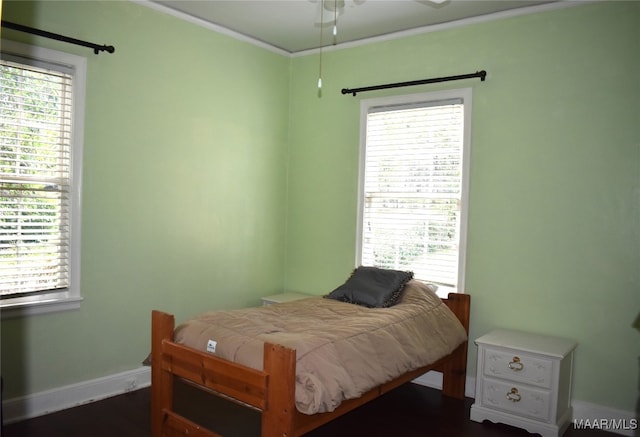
[482,379,551,422]
[483,347,553,389]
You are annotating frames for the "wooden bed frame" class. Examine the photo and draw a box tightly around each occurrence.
[151,292,470,437]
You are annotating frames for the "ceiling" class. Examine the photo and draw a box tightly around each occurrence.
[148,0,562,54]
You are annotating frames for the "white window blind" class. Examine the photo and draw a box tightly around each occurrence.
[359,96,468,289]
[1,56,73,299]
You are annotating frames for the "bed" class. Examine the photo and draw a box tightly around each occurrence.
[151,270,471,437]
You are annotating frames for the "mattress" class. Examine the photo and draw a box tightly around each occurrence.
[173,280,467,414]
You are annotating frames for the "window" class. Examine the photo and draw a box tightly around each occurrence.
[356,89,471,295]
[1,40,86,317]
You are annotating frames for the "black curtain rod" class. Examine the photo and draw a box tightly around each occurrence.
[1,20,115,55]
[342,70,486,96]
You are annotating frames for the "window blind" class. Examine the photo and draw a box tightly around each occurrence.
[361,99,464,287]
[0,58,73,298]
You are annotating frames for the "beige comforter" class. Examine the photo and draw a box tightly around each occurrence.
[174,280,467,415]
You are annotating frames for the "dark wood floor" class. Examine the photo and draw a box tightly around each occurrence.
[3,381,618,437]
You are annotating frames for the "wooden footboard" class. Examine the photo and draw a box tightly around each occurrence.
[151,292,470,437]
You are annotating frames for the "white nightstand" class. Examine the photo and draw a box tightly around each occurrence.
[261,292,313,306]
[470,329,577,437]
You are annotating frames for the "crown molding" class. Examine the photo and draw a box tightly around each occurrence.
[132,0,291,57]
[134,1,587,58]
[293,1,586,57]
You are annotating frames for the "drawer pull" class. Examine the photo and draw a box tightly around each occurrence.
[508,356,524,371]
[506,387,521,402]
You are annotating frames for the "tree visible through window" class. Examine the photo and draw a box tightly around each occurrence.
[357,89,471,293]
[1,41,85,315]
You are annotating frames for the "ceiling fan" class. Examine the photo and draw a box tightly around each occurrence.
[311,0,450,90]
[313,0,449,26]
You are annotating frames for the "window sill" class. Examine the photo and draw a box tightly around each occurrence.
[0,295,83,320]
[434,284,458,298]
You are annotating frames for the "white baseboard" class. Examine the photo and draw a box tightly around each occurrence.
[412,370,477,398]
[4,366,637,437]
[2,366,151,425]
[412,372,638,436]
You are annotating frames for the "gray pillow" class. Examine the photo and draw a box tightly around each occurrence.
[325,266,414,308]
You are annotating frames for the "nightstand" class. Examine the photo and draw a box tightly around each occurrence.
[261,292,313,306]
[470,329,577,437]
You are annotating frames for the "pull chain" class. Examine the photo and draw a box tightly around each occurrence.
[333,0,338,44]
[317,0,324,89]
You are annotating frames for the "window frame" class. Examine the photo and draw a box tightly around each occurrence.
[355,88,472,295]
[1,40,86,318]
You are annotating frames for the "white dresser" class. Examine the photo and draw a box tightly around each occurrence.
[261,291,312,306]
[470,329,577,437]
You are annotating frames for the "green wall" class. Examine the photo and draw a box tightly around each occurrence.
[286,2,640,413]
[1,1,290,398]
[1,0,639,417]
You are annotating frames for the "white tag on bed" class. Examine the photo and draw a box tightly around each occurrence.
[206,339,217,353]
